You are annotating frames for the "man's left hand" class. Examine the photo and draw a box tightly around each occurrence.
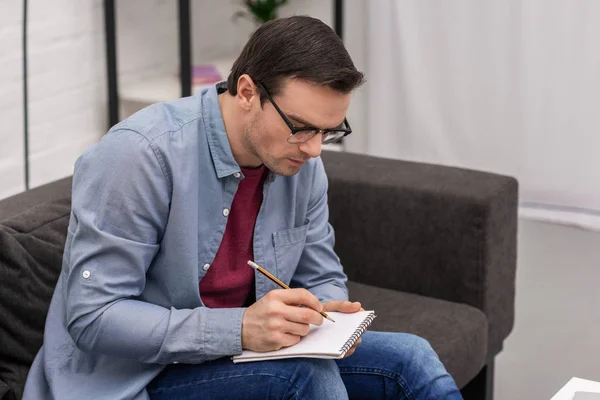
[322,300,365,358]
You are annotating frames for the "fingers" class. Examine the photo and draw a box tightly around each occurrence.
[272,288,323,313]
[266,316,314,336]
[281,320,312,337]
[280,333,302,349]
[262,291,323,326]
[266,332,302,351]
[243,290,328,352]
[323,300,362,313]
[283,304,324,326]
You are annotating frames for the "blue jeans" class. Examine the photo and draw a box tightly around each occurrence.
[147,331,463,399]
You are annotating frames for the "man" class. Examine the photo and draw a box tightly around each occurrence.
[24,16,462,399]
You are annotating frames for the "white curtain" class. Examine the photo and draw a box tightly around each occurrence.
[353,0,600,231]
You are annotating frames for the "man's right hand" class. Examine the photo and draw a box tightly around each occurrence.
[241,288,324,352]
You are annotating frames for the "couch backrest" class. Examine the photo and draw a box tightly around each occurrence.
[0,178,72,400]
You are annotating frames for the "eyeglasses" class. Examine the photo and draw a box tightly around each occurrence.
[256,81,352,145]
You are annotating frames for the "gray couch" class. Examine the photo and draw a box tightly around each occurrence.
[0,150,518,400]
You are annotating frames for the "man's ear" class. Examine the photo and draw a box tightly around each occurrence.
[236,74,259,111]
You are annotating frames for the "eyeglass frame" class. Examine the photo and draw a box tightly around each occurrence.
[255,81,352,144]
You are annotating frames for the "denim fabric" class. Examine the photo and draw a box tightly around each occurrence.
[148,331,463,400]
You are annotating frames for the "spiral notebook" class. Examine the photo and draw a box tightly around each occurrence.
[232,311,376,363]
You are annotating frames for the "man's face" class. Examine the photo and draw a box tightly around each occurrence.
[244,78,351,176]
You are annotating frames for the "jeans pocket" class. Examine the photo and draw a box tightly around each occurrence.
[272,223,310,286]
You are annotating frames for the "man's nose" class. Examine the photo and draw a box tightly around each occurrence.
[298,133,322,158]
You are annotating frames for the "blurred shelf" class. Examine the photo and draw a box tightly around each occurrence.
[121,59,234,104]
[120,59,234,118]
[103,0,345,128]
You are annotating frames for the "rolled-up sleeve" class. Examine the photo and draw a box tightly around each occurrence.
[65,129,244,364]
[291,158,349,302]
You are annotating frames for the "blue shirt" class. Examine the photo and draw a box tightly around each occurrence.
[23,83,348,400]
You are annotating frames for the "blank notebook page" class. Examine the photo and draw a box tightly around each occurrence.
[232,311,376,363]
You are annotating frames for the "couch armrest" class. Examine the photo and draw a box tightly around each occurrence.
[321,151,518,355]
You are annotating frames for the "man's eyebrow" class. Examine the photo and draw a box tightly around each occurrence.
[286,113,318,128]
[287,113,345,129]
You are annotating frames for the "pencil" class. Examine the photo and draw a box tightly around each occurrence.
[247,260,335,323]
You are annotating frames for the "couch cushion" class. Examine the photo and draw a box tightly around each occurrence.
[347,280,488,388]
[0,178,72,223]
[0,197,70,400]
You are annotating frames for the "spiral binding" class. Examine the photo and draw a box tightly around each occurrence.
[339,313,377,354]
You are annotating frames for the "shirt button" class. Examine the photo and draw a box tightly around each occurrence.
[234,172,241,178]
[82,270,91,279]
[223,208,230,217]
[202,263,210,271]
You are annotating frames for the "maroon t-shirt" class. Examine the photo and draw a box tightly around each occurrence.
[199,165,267,308]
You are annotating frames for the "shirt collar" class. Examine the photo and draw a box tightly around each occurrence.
[201,81,276,182]
[201,81,242,179]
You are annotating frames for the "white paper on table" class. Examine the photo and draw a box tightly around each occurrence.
[551,377,600,400]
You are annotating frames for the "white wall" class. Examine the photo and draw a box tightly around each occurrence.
[358,1,600,230]
[1,0,27,200]
[341,0,368,156]
[0,0,340,200]
[1,0,110,200]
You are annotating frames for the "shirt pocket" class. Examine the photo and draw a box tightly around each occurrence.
[272,223,310,286]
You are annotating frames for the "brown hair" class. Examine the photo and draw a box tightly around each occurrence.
[227,15,365,102]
